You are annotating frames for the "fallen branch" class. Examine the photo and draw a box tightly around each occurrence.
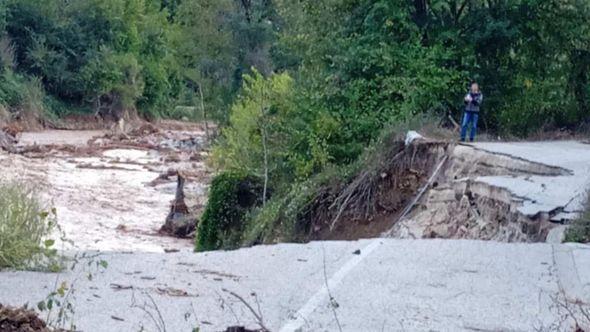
[222,289,270,332]
[322,245,343,332]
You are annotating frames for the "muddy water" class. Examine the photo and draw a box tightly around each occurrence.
[0,129,210,252]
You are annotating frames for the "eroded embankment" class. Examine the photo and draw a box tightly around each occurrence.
[309,139,573,243]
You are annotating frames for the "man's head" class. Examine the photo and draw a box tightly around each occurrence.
[470,82,480,93]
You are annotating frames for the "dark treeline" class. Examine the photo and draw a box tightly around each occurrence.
[1,1,588,134]
[213,0,590,184]
[0,0,277,120]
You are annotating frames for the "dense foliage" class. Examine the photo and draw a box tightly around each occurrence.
[0,0,277,121]
[196,172,265,251]
[2,0,587,132]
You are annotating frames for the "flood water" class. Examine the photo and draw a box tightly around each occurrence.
[1,128,211,252]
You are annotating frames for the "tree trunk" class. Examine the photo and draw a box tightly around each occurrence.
[198,83,210,142]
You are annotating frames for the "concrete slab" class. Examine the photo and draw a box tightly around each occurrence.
[1,239,589,332]
[473,141,590,217]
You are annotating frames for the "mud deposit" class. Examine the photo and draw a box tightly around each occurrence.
[0,124,211,252]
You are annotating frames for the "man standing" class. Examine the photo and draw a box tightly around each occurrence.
[460,82,483,142]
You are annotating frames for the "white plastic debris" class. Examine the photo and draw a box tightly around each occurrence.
[405,130,423,146]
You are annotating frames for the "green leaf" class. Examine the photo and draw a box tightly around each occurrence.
[37,301,46,311]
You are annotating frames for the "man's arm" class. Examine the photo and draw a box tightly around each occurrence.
[472,94,483,106]
[464,93,472,103]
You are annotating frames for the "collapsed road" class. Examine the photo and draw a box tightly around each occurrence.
[0,135,590,331]
[391,140,590,243]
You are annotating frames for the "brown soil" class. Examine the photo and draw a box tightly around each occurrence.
[308,141,450,241]
[0,304,65,332]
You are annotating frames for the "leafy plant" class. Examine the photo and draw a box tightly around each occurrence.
[565,192,590,243]
[0,182,60,270]
[37,253,109,331]
[196,172,265,252]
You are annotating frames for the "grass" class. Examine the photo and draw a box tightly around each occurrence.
[0,182,59,270]
[565,192,590,243]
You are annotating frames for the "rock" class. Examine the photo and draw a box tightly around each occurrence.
[0,128,17,152]
[160,173,196,238]
[405,130,424,146]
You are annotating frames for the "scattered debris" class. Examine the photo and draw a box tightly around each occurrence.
[110,283,133,291]
[0,304,64,332]
[193,269,241,282]
[76,163,137,171]
[128,123,159,137]
[224,327,263,332]
[221,289,270,332]
[155,287,193,297]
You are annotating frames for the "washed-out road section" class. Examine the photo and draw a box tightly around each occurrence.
[1,138,590,331]
[473,141,590,218]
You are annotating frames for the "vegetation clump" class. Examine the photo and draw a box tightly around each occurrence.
[196,172,265,252]
[0,182,59,270]
[565,193,590,243]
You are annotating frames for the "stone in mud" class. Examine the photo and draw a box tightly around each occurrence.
[161,173,196,238]
[129,123,159,137]
[0,129,17,152]
[405,130,424,146]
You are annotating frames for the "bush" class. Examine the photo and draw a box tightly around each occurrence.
[0,70,47,122]
[0,182,57,269]
[565,192,590,243]
[242,175,328,245]
[195,172,265,252]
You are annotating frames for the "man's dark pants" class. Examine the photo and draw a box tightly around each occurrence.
[460,111,479,142]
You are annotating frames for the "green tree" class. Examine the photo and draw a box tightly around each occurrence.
[212,70,296,191]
